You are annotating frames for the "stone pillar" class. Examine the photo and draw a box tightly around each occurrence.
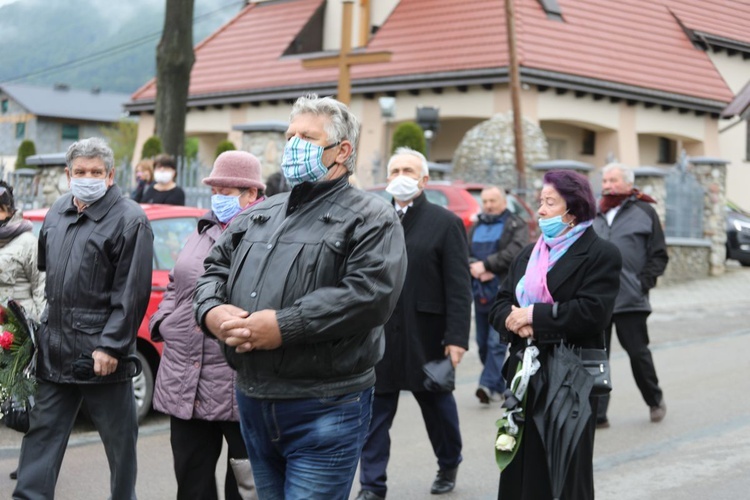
[687,156,729,276]
[22,154,70,209]
[633,166,668,223]
[37,166,69,207]
[233,121,288,181]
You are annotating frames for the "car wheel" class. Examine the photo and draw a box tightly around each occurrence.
[132,350,154,423]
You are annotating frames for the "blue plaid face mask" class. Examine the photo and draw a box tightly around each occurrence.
[281,137,339,187]
[211,194,242,223]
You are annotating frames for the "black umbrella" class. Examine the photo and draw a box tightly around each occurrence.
[422,356,455,392]
[531,343,594,500]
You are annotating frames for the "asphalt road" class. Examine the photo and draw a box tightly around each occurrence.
[0,269,748,499]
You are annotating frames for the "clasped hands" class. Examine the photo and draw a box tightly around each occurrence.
[469,261,495,282]
[505,305,534,339]
[205,304,282,353]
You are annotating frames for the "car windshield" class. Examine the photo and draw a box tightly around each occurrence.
[151,217,199,270]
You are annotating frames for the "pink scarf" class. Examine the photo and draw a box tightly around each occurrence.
[515,221,592,307]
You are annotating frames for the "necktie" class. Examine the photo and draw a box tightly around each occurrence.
[397,209,404,221]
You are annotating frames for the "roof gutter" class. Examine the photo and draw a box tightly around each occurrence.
[124,67,726,116]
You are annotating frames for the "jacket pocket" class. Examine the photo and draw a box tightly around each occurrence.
[416,300,445,315]
[72,309,109,335]
[311,231,348,287]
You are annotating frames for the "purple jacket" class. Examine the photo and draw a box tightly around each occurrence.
[150,209,248,421]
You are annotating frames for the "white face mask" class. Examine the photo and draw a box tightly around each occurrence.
[386,175,421,202]
[70,177,108,204]
[154,170,174,184]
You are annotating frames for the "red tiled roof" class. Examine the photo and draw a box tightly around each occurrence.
[131,0,745,106]
[666,0,750,47]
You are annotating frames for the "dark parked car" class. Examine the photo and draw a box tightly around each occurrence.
[24,204,207,421]
[367,181,537,237]
[726,202,750,267]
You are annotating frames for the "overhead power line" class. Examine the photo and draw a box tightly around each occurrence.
[0,0,245,85]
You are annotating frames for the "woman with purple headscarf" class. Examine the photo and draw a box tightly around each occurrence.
[489,170,622,500]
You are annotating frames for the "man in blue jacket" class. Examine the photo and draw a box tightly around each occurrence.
[468,186,527,405]
[593,163,669,428]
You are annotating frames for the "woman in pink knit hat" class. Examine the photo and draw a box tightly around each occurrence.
[149,151,266,500]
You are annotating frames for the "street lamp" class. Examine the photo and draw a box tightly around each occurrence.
[416,105,440,161]
[379,96,396,181]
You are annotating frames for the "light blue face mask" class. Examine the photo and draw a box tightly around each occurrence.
[538,214,569,239]
[70,177,108,204]
[211,194,242,223]
[281,137,339,187]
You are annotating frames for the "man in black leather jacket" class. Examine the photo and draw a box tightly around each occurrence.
[194,94,407,500]
[14,137,153,500]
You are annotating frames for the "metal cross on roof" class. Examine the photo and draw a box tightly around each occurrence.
[301,0,391,105]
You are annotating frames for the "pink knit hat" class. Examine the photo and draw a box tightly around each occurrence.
[202,151,266,190]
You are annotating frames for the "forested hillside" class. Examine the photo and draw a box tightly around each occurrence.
[0,0,242,94]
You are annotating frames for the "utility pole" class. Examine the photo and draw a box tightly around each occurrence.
[506,0,526,198]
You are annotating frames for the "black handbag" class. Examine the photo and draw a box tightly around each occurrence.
[578,348,612,396]
[2,395,33,434]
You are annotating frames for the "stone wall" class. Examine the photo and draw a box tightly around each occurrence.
[661,240,712,285]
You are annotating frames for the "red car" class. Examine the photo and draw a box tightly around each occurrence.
[24,204,207,422]
[367,181,538,237]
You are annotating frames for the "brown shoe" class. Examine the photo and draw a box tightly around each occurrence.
[650,402,667,423]
[596,419,610,429]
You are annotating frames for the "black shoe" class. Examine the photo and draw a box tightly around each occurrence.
[476,386,490,404]
[356,490,385,500]
[9,468,17,480]
[430,467,458,495]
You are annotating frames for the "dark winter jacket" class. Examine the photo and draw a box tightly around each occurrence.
[593,196,668,314]
[375,192,473,393]
[36,185,153,383]
[194,176,407,399]
[490,227,622,350]
[468,210,528,312]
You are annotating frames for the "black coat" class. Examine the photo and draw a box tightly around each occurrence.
[37,185,154,384]
[489,226,622,500]
[375,192,473,393]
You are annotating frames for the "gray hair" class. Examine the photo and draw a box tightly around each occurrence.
[388,147,429,177]
[602,162,634,185]
[65,137,115,173]
[289,94,360,173]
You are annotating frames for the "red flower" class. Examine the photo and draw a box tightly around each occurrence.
[0,330,14,350]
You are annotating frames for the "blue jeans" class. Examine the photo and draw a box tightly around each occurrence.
[475,307,508,394]
[236,387,374,500]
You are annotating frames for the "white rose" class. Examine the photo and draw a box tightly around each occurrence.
[495,433,516,451]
